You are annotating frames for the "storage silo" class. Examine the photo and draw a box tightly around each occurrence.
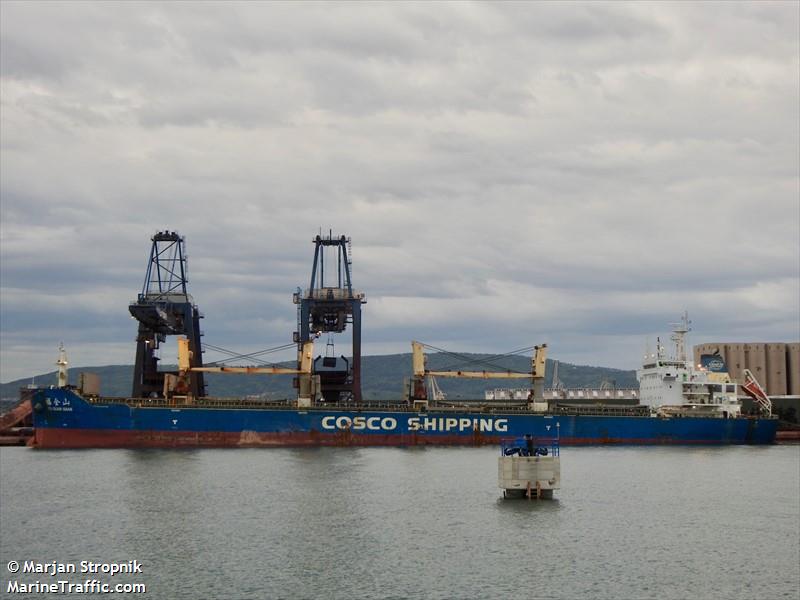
[787,343,800,396]
[765,344,788,396]
[743,343,768,385]
[725,343,747,383]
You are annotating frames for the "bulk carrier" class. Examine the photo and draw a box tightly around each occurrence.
[27,232,778,448]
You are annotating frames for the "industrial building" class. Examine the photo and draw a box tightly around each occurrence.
[693,342,800,396]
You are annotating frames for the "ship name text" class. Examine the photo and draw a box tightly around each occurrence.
[320,415,508,433]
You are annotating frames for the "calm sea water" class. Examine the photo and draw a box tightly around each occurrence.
[1,445,798,600]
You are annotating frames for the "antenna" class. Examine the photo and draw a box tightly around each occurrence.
[669,310,691,363]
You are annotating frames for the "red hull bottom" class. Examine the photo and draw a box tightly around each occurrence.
[32,428,734,449]
[776,430,800,443]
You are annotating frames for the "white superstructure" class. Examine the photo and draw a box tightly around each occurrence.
[637,312,741,418]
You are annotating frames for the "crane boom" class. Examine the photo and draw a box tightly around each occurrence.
[411,341,547,379]
[189,366,308,375]
[423,370,533,379]
[178,338,314,375]
[408,341,548,407]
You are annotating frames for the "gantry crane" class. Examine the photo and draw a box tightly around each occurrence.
[129,231,206,398]
[293,233,366,403]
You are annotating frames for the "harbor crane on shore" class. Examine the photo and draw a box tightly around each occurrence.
[128,231,206,399]
[294,233,366,403]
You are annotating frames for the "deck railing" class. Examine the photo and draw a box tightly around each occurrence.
[500,436,560,457]
[81,396,678,418]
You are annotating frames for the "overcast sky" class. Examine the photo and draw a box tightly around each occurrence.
[1,1,798,383]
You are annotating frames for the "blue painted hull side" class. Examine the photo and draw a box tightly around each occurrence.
[30,388,778,446]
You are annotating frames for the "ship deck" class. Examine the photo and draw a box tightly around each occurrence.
[84,396,659,418]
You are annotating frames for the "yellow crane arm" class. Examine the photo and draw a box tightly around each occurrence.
[423,371,533,379]
[178,338,314,375]
[411,341,547,379]
[189,366,307,375]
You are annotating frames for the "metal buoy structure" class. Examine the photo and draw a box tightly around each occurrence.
[498,425,561,499]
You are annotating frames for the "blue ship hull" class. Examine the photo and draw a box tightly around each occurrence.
[29,388,778,448]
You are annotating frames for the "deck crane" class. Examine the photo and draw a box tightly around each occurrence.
[408,342,548,409]
[175,338,319,407]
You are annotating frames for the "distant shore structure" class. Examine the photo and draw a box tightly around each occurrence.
[693,342,800,397]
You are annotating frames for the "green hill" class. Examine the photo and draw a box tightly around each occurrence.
[1,354,637,402]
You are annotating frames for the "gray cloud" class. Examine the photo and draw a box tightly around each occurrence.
[1,1,798,383]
